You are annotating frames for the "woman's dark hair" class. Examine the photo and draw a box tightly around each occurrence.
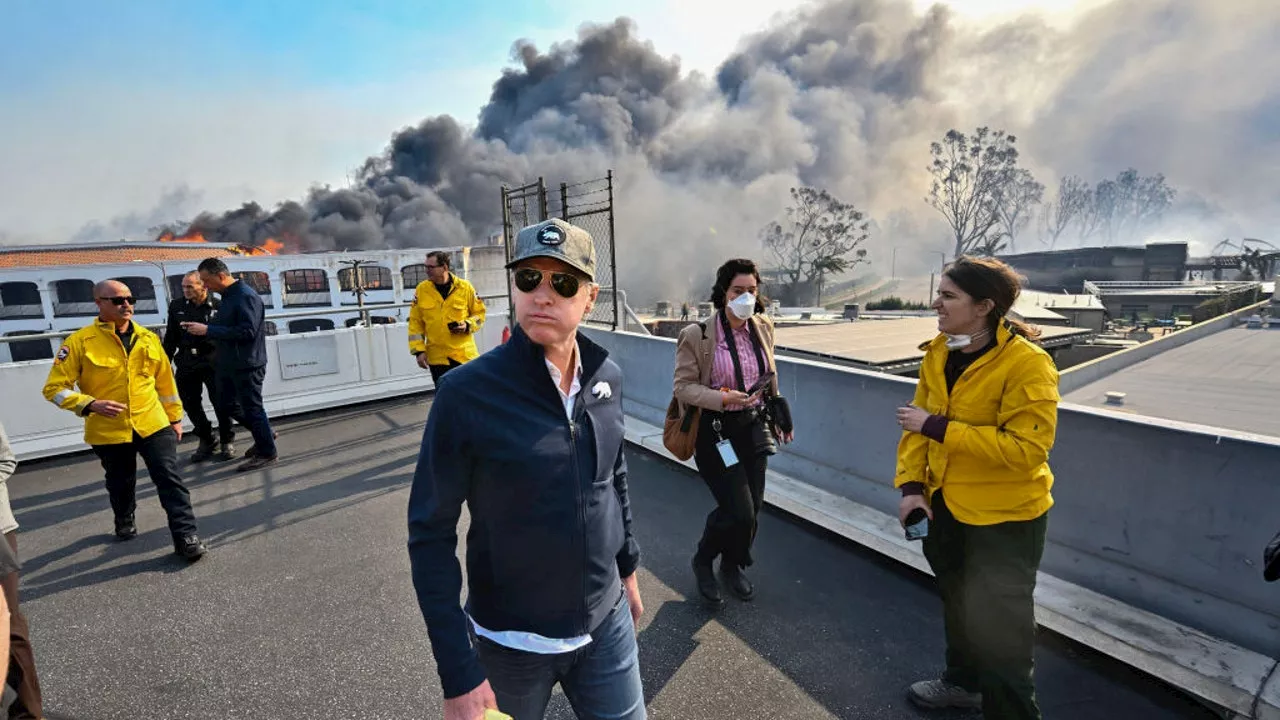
[943,255,1041,340]
[710,258,768,312]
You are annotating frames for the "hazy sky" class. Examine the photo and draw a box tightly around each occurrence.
[0,0,1100,244]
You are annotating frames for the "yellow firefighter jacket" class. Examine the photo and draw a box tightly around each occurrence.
[894,321,1060,525]
[42,320,184,446]
[407,275,486,366]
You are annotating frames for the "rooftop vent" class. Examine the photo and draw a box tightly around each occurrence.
[1105,391,1126,406]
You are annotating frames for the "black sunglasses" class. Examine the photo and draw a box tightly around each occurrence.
[102,296,136,306]
[513,267,581,298]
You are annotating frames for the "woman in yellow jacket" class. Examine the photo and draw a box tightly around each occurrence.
[894,256,1059,720]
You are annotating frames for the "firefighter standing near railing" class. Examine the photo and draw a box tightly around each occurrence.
[41,280,207,561]
[408,251,486,384]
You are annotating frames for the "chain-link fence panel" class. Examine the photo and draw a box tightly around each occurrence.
[502,172,619,330]
[554,173,617,330]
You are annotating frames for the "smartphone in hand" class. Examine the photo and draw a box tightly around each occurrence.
[904,507,929,541]
[746,371,776,397]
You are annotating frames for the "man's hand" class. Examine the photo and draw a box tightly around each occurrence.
[449,321,470,336]
[171,422,183,442]
[88,399,127,418]
[898,493,933,526]
[622,572,644,630]
[180,321,208,337]
[415,352,431,370]
[775,428,795,444]
[443,680,499,720]
[896,404,929,434]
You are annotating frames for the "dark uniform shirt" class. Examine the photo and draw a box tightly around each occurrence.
[163,295,220,372]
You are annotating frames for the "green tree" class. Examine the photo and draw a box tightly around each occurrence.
[926,126,1023,259]
[762,187,871,305]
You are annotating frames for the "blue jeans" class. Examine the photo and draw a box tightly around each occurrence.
[474,594,646,720]
[216,366,277,458]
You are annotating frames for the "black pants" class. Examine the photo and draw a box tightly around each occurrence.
[692,410,772,569]
[91,428,198,539]
[923,491,1047,720]
[176,366,233,444]
[428,358,462,384]
[215,366,277,458]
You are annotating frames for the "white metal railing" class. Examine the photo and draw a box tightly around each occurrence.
[1085,279,1262,295]
[0,294,510,346]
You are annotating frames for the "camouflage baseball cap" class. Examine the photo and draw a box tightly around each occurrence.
[506,218,596,281]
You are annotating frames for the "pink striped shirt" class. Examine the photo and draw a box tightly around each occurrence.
[710,320,765,411]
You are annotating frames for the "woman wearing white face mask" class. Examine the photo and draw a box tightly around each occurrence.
[672,258,792,608]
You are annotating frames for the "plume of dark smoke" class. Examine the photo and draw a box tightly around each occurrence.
[74,0,1280,302]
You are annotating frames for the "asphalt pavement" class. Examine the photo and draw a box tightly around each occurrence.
[8,396,1216,719]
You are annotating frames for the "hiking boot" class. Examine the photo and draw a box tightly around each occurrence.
[175,534,207,561]
[114,516,137,540]
[721,563,755,601]
[908,679,982,710]
[242,431,278,459]
[216,441,236,461]
[236,455,278,473]
[190,437,217,463]
[691,554,724,608]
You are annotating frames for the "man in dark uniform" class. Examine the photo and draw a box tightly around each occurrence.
[183,258,279,473]
[164,271,234,463]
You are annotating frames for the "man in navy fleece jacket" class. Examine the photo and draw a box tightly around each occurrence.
[407,218,645,720]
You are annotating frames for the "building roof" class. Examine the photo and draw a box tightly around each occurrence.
[1063,325,1280,437]
[773,316,1092,370]
[1018,289,1106,311]
[0,241,250,269]
[1084,280,1261,298]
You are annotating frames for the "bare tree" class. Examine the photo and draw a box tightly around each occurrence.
[927,126,1021,259]
[1041,176,1091,248]
[994,168,1044,253]
[763,187,871,306]
[1092,169,1176,245]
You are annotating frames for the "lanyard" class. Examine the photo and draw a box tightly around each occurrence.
[718,310,766,393]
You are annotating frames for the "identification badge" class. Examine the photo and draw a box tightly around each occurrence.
[716,439,739,468]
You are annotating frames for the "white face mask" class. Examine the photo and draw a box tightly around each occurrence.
[944,328,990,350]
[727,292,756,320]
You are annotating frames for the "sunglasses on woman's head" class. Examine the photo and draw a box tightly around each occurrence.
[513,267,581,298]
[102,296,135,306]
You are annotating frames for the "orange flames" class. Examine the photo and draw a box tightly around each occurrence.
[156,229,284,255]
[156,230,208,244]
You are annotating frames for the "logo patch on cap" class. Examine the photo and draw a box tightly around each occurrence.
[538,225,566,246]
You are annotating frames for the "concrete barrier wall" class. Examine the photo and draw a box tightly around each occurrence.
[582,327,1280,659]
[1058,300,1269,394]
[1,314,509,461]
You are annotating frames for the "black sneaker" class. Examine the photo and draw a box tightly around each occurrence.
[691,554,724,608]
[190,438,217,463]
[236,455,278,472]
[114,515,137,540]
[175,535,207,561]
[721,563,755,601]
[242,431,279,459]
[217,441,236,461]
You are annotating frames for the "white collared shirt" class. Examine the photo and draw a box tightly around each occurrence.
[469,341,593,654]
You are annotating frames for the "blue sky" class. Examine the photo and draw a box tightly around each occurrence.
[0,0,1078,243]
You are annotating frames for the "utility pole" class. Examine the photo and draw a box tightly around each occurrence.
[340,259,370,327]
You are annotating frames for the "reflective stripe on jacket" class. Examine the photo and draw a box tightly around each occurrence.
[42,320,183,445]
[894,321,1060,525]
[407,276,485,366]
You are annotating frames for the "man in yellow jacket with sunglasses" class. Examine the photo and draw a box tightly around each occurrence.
[42,279,207,561]
[408,250,486,384]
